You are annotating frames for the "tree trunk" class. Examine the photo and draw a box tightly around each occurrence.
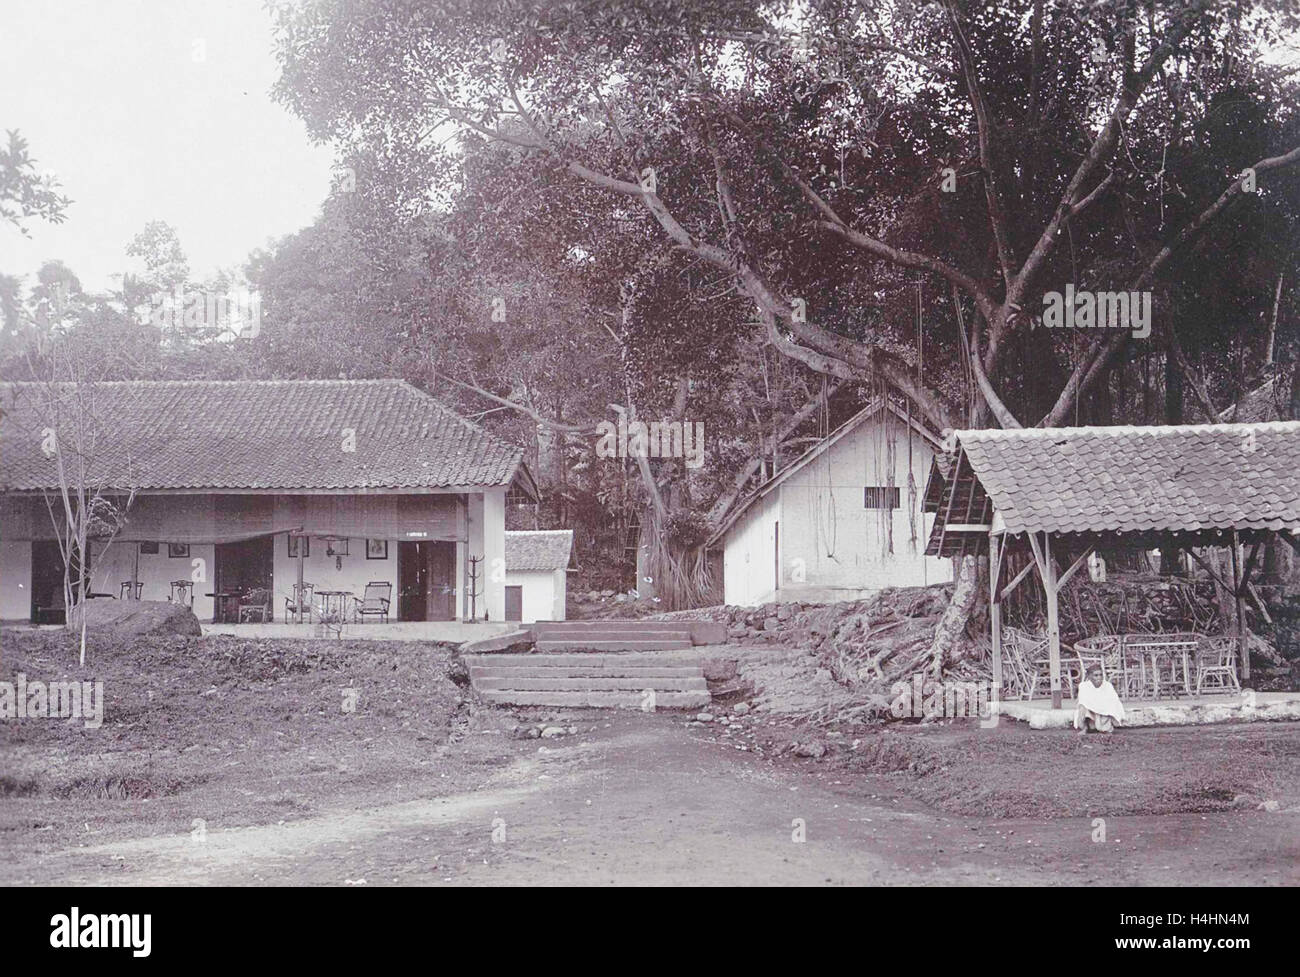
[1289,358,1300,421]
[926,555,981,674]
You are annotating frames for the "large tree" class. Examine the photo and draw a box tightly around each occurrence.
[271,0,1300,625]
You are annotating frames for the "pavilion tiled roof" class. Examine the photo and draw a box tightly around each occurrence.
[1218,371,1292,424]
[926,422,1300,556]
[505,530,573,571]
[0,379,529,493]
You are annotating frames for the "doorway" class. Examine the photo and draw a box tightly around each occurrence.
[397,540,456,621]
[30,539,88,624]
[505,585,523,622]
[213,536,273,622]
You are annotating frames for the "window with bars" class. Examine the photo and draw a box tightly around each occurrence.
[863,486,901,509]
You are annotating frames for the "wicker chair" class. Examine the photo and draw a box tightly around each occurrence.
[1195,635,1241,694]
[284,582,314,624]
[352,581,392,624]
[238,587,273,623]
[1003,627,1079,699]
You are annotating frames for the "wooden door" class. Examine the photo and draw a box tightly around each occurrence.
[504,585,523,622]
[397,541,428,621]
[426,541,456,621]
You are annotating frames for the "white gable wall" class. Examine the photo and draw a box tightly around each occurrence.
[504,568,566,622]
[722,412,952,606]
[722,490,781,606]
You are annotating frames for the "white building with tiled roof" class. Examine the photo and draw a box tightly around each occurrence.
[0,379,536,624]
[707,399,953,607]
[503,530,573,622]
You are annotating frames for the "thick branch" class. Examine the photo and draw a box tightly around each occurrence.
[1008,1,1211,314]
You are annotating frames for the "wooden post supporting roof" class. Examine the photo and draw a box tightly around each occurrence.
[1231,532,1251,684]
[297,539,306,623]
[1042,534,1062,709]
[989,532,1003,698]
[1021,532,1094,710]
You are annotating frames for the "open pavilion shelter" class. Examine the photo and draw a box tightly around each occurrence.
[924,421,1300,708]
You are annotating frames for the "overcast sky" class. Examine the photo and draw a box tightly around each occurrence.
[0,0,336,293]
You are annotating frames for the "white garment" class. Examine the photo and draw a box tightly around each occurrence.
[1077,678,1126,723]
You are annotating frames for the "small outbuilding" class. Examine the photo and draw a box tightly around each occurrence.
[708,397,953,607]
[504,530,574,622]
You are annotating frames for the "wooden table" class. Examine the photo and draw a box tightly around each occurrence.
[205,592,240,624]
[1121,634,1198,698]
[315,590,353,635]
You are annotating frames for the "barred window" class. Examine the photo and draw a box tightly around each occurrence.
[863,486,900,509]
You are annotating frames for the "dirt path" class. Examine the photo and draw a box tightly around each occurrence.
[32,714,1300,886]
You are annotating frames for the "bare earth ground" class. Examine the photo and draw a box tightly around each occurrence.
[2,630,1298,886]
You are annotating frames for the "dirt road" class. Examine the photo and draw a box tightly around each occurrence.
[31,714,1300,886]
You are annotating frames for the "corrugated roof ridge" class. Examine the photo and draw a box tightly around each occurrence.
[957,420,1300,439]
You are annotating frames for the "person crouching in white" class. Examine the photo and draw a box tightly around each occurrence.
[1075,664,1125,734]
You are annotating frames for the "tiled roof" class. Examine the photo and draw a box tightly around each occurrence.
[0,380,528,493]
[505,530,573,570]
[954,422,1300,535]
[1218,372,1292,424]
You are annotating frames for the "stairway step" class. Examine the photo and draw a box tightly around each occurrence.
[470,665,704,680]
[533,621,696,632]
[530,629,692,641]
[535,639,694,652]
[463,652,707,668]
[474,676,707,692]
[476,689,711,709]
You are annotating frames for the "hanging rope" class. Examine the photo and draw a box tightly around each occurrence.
[813,376,838,561]
[915,275,924,383]
[907,400,918,552]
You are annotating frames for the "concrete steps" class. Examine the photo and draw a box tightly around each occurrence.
[534,638,694,652]
[464,652,711,710]
[530,619,725,651]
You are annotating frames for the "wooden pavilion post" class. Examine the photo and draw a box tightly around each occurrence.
[1231,531,1250,684]
[989,532,1002,699]
[1042,533,1063,709]
[296,536,306,625]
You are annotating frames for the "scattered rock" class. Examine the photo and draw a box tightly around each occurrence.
[69,599,202,638]
[702,658,738,682]
[695,712,714,722]
[540,726,566,738]
[792,741,827,759]
[1258,799,1281,812]
[733,702,751,715]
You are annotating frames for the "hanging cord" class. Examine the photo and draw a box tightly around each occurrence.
[907,400,918,552]
[916,275,924,383]
[813,376,838,561]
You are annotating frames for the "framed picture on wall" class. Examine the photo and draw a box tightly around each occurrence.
[139,541,159,555]
[287,535,310,558]
[168,543,190,558]
[325,538,349,557]
[366,539,388,560]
